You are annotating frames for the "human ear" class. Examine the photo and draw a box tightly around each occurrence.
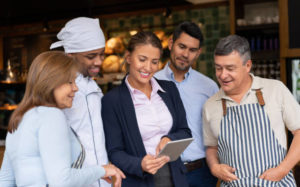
[124,51,131,64]
[168,38,174,51]
[246,60,252,72]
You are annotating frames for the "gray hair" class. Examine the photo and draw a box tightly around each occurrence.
[214,35,251,64]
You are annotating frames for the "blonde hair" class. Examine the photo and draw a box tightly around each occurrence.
[8,51,78,133]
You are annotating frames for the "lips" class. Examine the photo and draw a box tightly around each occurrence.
[140,71,150,78]
[90,67,100,74]
[176,57,188,64]
[220,80,232,86]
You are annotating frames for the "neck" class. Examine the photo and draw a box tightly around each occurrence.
[127,76,152,99]
[227,75,253,103]
[169,63,188,82]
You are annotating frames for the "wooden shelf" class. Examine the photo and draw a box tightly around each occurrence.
[0,104,18,111]
[251,50,279,60]
[0,80,26,84]
[242,0,277,5]
[236,23,278,32]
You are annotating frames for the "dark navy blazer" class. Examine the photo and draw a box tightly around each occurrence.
[102,78,192,187]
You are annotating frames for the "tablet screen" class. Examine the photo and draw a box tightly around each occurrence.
[157,138,194,162]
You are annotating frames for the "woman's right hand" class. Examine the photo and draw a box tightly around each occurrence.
[141,154,170,175]
[102,164,126,187]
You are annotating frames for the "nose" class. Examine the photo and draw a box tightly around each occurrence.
[182,49,189,58]
[73,83,79,92]
[94,55,103,66]
[145,61,152,71]
[219,69,228,79]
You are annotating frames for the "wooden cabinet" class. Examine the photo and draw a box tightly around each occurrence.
[279,0,300,58]
[229,0,281,80]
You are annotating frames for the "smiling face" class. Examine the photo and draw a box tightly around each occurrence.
[126,44,160,89]
[169,32,201,73]
[70,48,105,77]
[214,51,252,97]
[54,78,78,109]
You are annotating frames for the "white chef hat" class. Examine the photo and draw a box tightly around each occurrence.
[50,17,105,53]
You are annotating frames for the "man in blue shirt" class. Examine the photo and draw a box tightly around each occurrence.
[155,21,219,187]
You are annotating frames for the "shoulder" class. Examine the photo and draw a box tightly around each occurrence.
[35,106,65,118]
[33,107,67,125]
[102,84,124,104]
[154,69,168,80]
[202,91,223,130]
[191,69,218,87]
[20,106,66,132]
[189,69,219,96]
[257,77,287,94]
[156,79,177,90]
[24,106,64,120]
[256,77,295,108]
[203,91,222,111]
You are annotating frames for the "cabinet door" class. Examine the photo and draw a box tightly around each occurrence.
[279,0,300,57]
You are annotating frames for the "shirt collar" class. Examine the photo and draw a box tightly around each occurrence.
[216,73,263,101]
[76,74,102,94]
[125,75,165,95]
[164,62,192,82]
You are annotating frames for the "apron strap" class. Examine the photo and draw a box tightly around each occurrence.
[70,127,85,169]
[222,98,227,116]
[221,89,265,116]
[255,89,265,106]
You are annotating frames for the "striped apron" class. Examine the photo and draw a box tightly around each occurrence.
[46,127,85,187]
[218,90,296,186]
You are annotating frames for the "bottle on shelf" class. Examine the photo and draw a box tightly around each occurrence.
[263,36,268,51]
[255,60,262,77]
[261,60,268,78]
[268,59,276,79]
[256,35,261,52]
[275,59,280,80]
[250,37,256,51]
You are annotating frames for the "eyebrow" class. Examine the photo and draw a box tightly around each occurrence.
[179,42,199,50]
[87,52,103,55]
[138,55,159,60]
[214,64,236,68]
[138,55,147,58]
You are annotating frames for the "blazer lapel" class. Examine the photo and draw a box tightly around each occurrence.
[119,80,147,156]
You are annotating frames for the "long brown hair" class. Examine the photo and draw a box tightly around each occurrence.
[8,51,78,133]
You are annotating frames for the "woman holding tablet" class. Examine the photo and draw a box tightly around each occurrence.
[102,31,192,187]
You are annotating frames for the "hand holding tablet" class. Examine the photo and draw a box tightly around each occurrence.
[157,138,194,162]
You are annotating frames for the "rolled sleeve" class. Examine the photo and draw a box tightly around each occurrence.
[202,103,218,146]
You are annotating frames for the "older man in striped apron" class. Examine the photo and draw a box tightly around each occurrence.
[203,35,300,186]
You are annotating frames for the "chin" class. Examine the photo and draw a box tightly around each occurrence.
[89,73,98,77]
[138,79,150,85]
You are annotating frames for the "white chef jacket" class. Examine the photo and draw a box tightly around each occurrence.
[64,74,110,187]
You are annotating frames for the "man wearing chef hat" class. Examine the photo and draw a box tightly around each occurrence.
[50,17,110,187]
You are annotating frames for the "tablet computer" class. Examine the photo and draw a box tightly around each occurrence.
[157,138,194,162]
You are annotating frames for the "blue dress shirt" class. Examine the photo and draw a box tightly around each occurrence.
[155,63,219,162]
